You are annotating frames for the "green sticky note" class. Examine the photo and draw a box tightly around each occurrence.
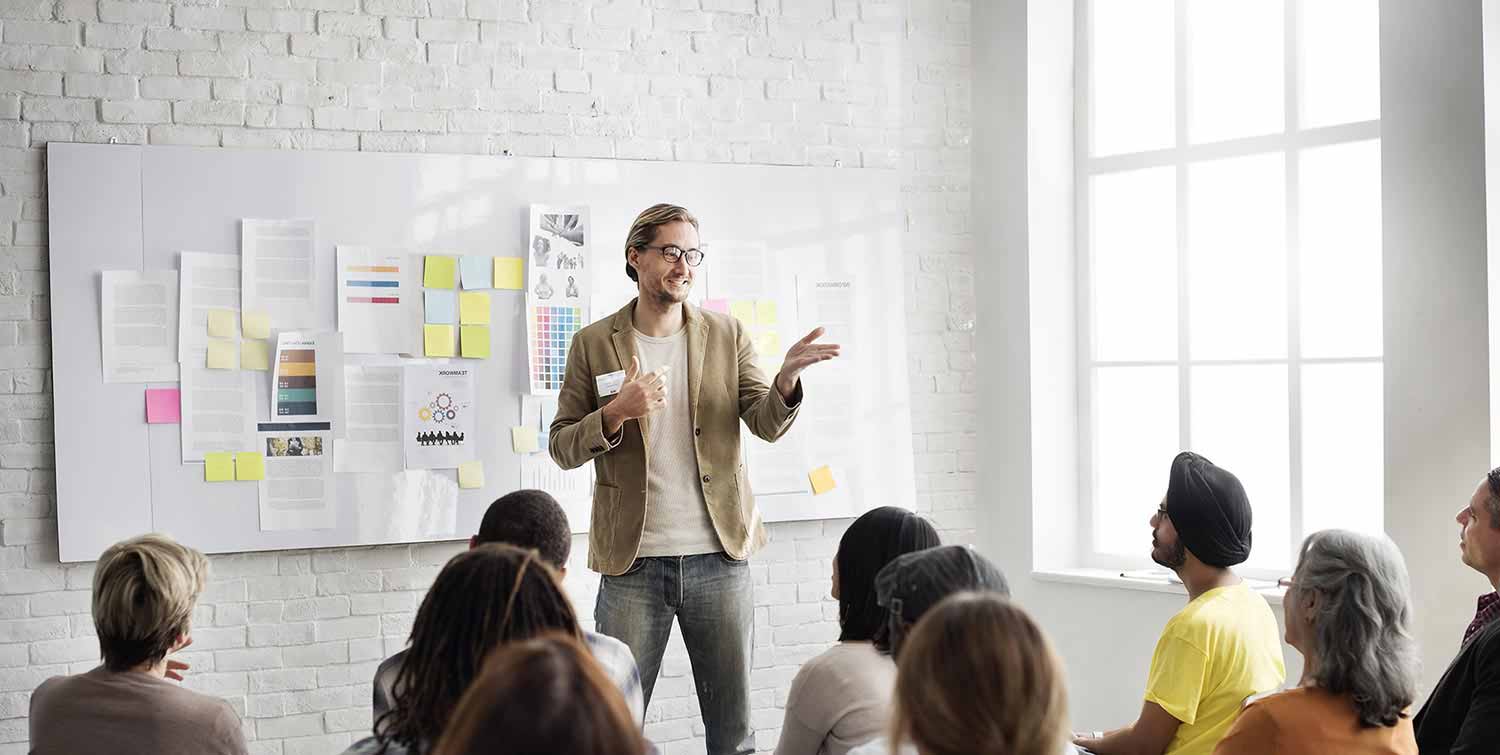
[235,451,265,481]
[461,325,490,358]
[494,258,524,290]
[424,324,455,357]
[207,309,236,339]
[205,452,235,482]
[242,311,271,340]
[511,426,539,454]
[458,460,484,489]
[206,339,237,369]
[459,292,490,325]
[424,255,457,289]
[729,301,754,326]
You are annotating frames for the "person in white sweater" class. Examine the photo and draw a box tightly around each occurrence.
[774,507,941,755]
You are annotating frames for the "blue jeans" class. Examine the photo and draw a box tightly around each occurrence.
[596,552,755,755]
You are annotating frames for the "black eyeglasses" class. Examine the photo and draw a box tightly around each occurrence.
[642,245,705,266]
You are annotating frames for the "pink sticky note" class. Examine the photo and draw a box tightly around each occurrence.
[145,388,181,424]
[703,298,729,314]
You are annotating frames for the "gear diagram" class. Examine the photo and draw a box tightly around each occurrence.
[424,392,460,425]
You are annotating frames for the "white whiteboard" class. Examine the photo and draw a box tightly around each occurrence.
[47,142,914,562]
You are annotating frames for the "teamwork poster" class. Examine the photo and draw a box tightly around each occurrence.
[401,364,476,469]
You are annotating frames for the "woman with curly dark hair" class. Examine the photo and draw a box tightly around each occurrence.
[341,543,581,755]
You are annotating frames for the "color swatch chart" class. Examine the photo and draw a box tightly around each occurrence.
[344,264,401,304]
[276,345,317,416]
[528,305,582,393]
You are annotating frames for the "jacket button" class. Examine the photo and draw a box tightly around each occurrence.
[702,475,711,484]
[694,428,701,436]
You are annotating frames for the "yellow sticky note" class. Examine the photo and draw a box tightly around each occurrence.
[729,301,754,326]
[756,332,782,357]
[242,311,271,340]
[235,451,265,481]
[206,339,237,369]
[461,325,490,358]
[207,309,236,338]
[458,460,485,489]
[204,452,235,482]
[241,340,270,371]
[459,292,490,325]
[424,255,457,289]
[424,324,455,357]
[512,426,539,454]
[809,465,836,495]
[756,299,777,326]
[494,257,524,290]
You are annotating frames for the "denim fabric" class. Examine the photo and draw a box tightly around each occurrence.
[597,552,755,755]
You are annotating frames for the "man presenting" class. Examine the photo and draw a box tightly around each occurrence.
[550,204,838,755]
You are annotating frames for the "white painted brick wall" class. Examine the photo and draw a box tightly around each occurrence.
[0,0,973,751]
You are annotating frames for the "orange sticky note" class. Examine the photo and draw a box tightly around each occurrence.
[809,465,835,495]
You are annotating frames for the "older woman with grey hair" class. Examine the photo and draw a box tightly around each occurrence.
[1214,529,1418,754]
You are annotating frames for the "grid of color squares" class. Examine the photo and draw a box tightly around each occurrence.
[529,306,583,391]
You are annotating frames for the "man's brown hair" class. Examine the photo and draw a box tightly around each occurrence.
[623,203,699,283]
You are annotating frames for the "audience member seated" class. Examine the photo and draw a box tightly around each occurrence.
[345,544,584,755]
[774,507,941,755]
[1074,452,1285,755]
[28,533,248,755]
[1215,529,1418,754]
[373,489,642,723]
[1412,467,1500,753]
[845,544,1011,755]
[890,593,1071,755]
[430,633,649,755]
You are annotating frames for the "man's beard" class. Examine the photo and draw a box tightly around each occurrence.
[1152,538,1187,570]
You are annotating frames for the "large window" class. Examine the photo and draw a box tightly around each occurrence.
[1078,0,1382,573]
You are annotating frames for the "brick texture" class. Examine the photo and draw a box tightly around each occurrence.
[0,0,973,751]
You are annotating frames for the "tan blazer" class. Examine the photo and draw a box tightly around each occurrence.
[549,299,801,575]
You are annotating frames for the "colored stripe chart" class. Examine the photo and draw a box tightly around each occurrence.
[273,332,318,417]
[527,305,582,393]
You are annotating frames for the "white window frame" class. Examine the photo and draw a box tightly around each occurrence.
[1074,0,1381,579]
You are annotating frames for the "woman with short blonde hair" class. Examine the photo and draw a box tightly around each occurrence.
[30,533,246,755]
[889,593,1069,755]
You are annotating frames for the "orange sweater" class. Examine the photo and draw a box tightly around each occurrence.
[1214,687,1416,755]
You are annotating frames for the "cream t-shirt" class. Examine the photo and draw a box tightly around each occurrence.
[634,327,722,557]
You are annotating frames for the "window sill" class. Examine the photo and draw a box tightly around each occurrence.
[1031,568,1287,605]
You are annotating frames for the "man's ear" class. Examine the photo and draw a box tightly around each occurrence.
[468,535,477,550]
[557,566,567,580]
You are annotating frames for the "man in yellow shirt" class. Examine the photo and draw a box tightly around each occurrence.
[1074,452,1286,755]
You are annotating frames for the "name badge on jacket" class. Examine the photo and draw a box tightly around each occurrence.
[596,370,626,397]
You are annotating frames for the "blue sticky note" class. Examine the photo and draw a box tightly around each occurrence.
[425,290,456,324]
[460,255,492,289]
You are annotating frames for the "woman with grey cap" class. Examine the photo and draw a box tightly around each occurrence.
[1075,452,1285,755]
[1214,529,1418,754]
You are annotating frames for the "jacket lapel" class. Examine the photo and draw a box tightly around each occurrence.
[609,299,647,441]
[685,302,708,422]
